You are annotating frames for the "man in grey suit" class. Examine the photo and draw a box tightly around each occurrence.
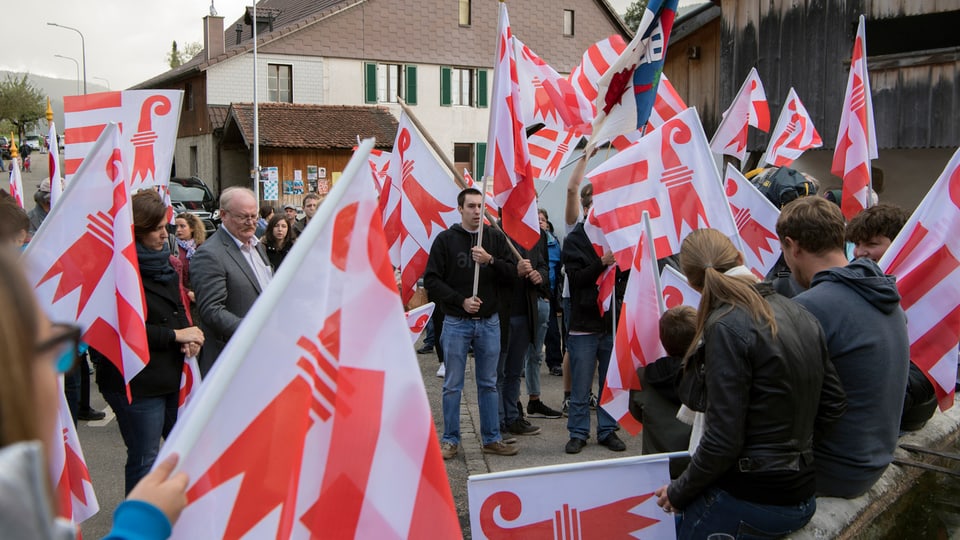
[191,187,273,374]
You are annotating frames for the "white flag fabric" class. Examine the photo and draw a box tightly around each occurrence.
[764,88,822,167]
[468,455,675,539]
[156,139,460,539]
[723,164,781,279]
[588,107,740,269]
[833,15,878,221]
[660,264,701,309]
[602,221,666,436]
[8,151,24,208]
[879,148,960,410]
[405,302,435,344]
[710,67,770,161]
[48,118,64,206]
[24,123,150,387]
[583,208,616,315]
[390,113,461,305]
[51,376,99,524]
[178,355,202,416]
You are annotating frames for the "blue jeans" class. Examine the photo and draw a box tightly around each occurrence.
[104,391,179,494]
[566,333,616,441]
[441,314,502,446]
[498,315,528,426]
[678,487,816,539]
[524,298,550,396]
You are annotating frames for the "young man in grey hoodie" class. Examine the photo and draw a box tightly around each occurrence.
[776,197,909,499]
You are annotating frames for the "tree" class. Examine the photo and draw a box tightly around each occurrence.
[624,0,650,33]
[0,74,45,143]
[168,40,182,69]
[167,40,204,69]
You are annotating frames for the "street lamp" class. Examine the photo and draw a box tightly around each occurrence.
[47,22,86,94]
[54,54,80,95]
[93,76,110,90]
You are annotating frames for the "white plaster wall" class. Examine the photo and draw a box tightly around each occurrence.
[206,54,325,106]
[173,134,217,187]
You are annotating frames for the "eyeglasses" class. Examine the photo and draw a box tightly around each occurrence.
[36,323,87,374]
[225,209,259,223]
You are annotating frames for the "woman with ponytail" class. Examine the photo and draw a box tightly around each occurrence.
[655,229,846,539]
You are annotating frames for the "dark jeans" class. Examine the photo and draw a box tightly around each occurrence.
[103,391,179,494]
[544,295,563,369]
[498,315,529,426]
[678,487,816,539]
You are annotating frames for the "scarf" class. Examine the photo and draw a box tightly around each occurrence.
[176,237,197,260]
[136,242,178,283]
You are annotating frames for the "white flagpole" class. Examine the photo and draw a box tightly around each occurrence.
[161,138,377,465]
[472,174,489,297]
[252,1,260,203]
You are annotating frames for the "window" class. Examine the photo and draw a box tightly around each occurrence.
[365,63,417,105]
[184,82,194,111]
[441,67,487,108]
[459,0,471,26]
[454,143,473,174]
[563,10,575,37]
[189,145,198,176]
[866,11,960,56]
[268,64,292,103]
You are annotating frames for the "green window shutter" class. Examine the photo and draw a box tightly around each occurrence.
[364,62,377,104]
[476,69,488,108]
[440,66,452,107]
[405,65,418,105]
[475,142,487,178]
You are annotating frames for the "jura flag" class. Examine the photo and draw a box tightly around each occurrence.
[8,150,24,208]
[51,376,99,525]
[764,88,822,167]
[833,15,878,220]
[406,302,436,344]
[48,117,64,206]
[660,264,701,309]
[584,208,616,316]
[25,123,150,387]
[723,164,781,279]
[644,74,688,134]
[156,139,460,539]
[588,108,740,269]
[63,90,182,192]
[178,355,202,416]
[879,148,960,410]
[468,454,674,539]
[710,67,770,161]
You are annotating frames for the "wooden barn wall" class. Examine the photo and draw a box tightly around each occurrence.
[258,147,355,208]
[663,18,722,136]
[722,0,959,151]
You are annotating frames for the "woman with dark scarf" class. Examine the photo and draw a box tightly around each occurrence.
[97,190,205,494]
[260,214,295,270]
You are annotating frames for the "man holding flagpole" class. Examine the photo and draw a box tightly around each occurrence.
[425,188,520,460]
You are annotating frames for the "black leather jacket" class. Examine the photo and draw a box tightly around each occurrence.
[668,283,847,508]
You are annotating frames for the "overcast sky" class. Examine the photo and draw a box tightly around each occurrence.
[7,0,701,91]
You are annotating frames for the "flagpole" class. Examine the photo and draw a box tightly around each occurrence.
[396,98,522,260]
[252,1,261,203]
[161,138,378,466]
[472,174,489,297]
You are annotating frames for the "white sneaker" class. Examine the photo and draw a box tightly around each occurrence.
[436,363,446,378]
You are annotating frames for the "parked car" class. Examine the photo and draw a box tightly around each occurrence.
[0,136,10,160]
[25,135,43,153]
[169,176,219,235]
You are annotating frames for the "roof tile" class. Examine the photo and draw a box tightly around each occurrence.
[227,102,397,149]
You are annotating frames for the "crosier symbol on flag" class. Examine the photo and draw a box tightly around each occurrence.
[156,139,459,539]
[710,67,770,161]
[723,164,781,279]
[833,15,878,221]
[26,123,150,388]
[764,88,822,167]
[879,147,960,411]
[398,128,455,238]
[405,302,436,344]
[660,264,701,309]
[479,491,659,538]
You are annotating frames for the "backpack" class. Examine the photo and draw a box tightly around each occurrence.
[751,166,818,209]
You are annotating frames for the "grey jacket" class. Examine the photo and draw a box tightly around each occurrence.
[0,441,74,540]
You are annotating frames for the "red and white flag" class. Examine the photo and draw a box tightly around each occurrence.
[644,74,687,134]
[723,164,781,279]
[569,36,628,110]
[486,2,539,250]
[25,123,150,387]
[63,90,182,192]
[51,376,99,525]
[8,150,24,208]
[601,217,666,435]
[660,264,701,309]
[710,67,770,161]
[584,208,616,315]
[156,139,461,539]
[468,454,673,539]
[391,113,461,305]
[513,36,591,133]
[588,108,740,269]
[48,117,64,206]
[367,147,392,195]
[376,151,403,267]
[178,355,202,416]
[405,302,435,344]
[879,148,960,410]
[764,88,822,167]
[833,15,878,220]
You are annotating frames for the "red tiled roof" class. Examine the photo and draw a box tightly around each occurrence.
[208,105,230,130]
[225,102,397,149]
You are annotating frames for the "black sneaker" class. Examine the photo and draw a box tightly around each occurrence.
[506,418,541,436]
[549,366,563,376]
[527,400,562,419]
[599,433,626,452]
[416,345,434,354]
[78,409,106,421]
[565,437,587,454]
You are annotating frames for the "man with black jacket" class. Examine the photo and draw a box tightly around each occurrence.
[424,188,520,460]
[561,208,628,454]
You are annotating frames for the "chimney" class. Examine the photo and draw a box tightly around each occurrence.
[204,15,225,61]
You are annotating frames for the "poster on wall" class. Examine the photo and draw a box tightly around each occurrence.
[283,180,294,195]
[264,167,279,183]
[263,179,279,201]
[307,165,318,181]
[317,179,330,195]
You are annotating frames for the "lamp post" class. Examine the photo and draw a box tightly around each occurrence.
[47,22,86,94]
[92,76,110,90]
[53,54,80,95]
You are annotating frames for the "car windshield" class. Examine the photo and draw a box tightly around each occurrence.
[168,183,207,210]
